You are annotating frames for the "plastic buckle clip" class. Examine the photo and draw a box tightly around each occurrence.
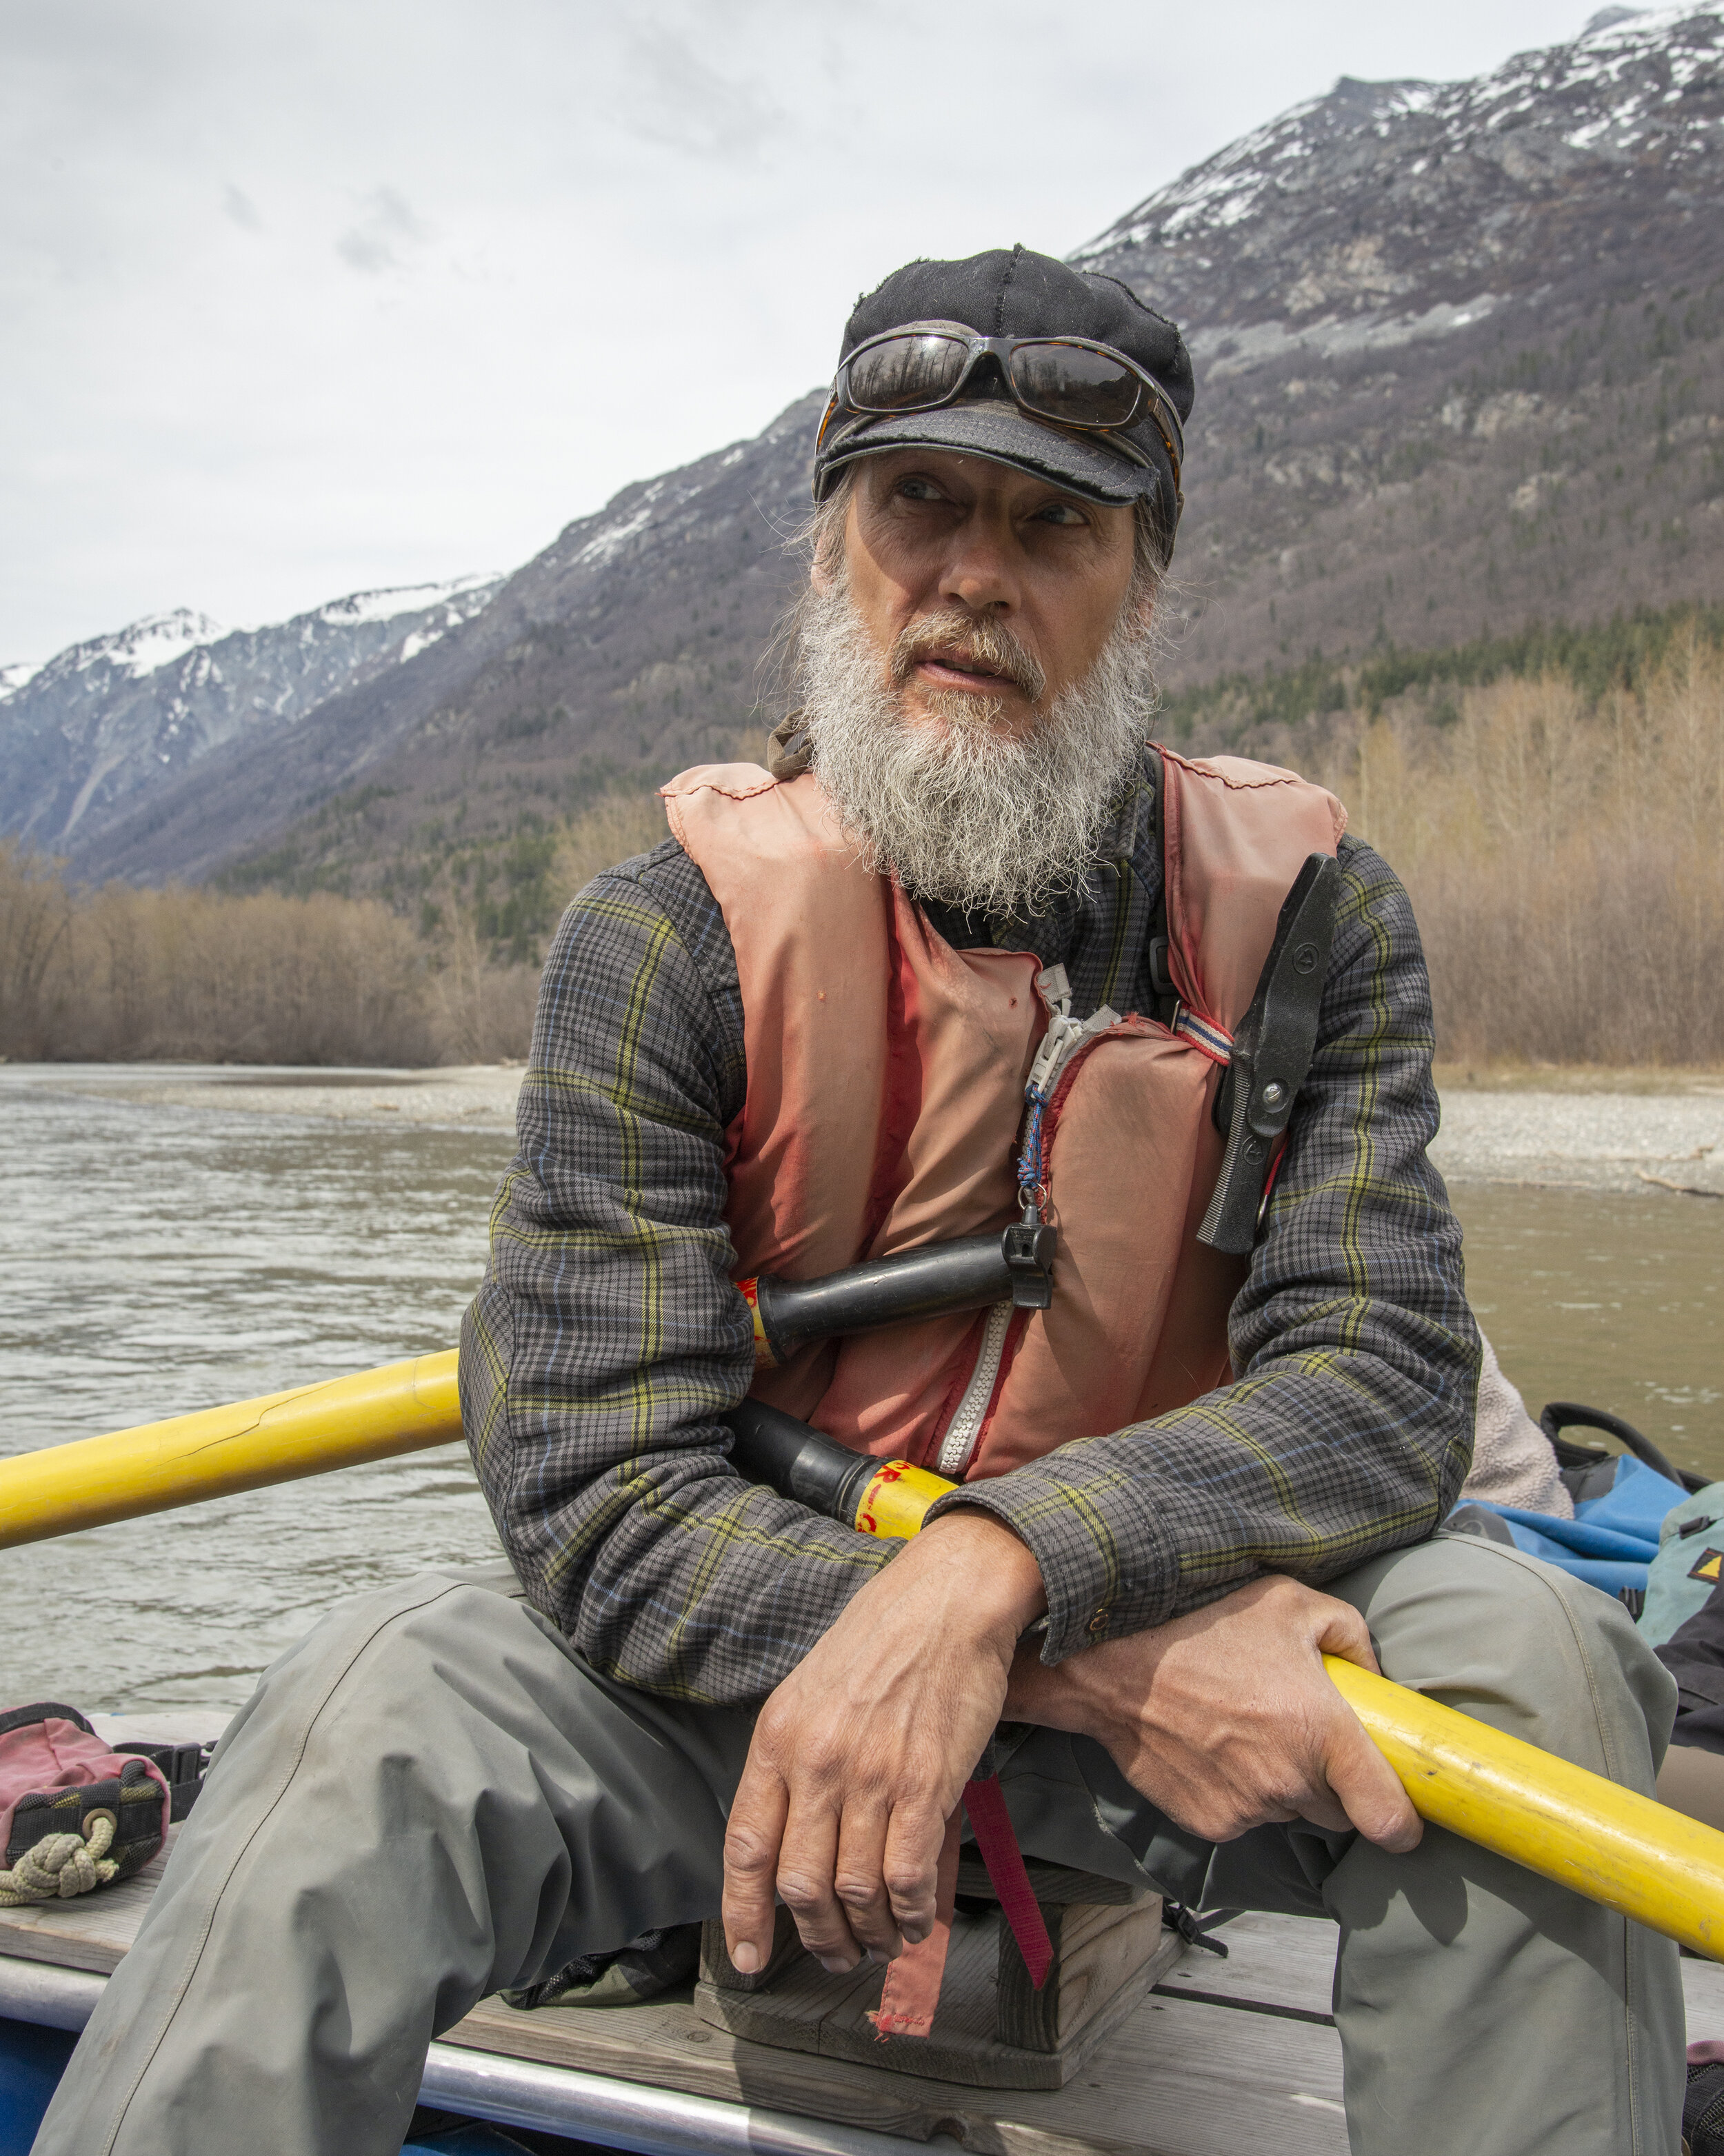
[1002,1220,1057,1310]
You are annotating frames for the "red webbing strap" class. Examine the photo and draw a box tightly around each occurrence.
[961,1773,1053,1989]
[868,1809,961,2039]
[867,1776,1052,2042]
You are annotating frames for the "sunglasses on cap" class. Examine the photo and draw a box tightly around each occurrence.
[819,319,1185,490]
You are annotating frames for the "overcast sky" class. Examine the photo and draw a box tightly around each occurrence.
[2,0,1601,661]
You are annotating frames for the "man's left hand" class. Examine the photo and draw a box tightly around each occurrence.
[721,1510,1046,1977]
[1005,1573,1421,1851]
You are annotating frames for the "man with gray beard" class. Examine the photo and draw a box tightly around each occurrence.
[35,247,1681,2156]
[792,509,1159,920]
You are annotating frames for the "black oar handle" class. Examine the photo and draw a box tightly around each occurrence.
[749,1227,1054,1366]
[722,1397,880,1524]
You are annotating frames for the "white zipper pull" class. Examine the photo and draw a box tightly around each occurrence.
[1026,1002,1121,1100]
[935,1302,1014,1478]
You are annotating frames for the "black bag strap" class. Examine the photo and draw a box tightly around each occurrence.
[112,1740,216,1823]
[1539,1402,1694,1493]
[0,1702,95,1741]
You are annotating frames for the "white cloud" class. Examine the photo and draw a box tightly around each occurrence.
[0,0,1591,659]
[619,19,787,159]
[222,183,261,232]
[336,185,430,275]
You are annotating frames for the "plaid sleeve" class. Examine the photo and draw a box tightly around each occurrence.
[929,836,1481,1664]
[459,840,893,1707]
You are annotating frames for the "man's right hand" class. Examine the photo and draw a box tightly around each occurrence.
[721,1509,1046,1979]
[1005,1573,1422,1851]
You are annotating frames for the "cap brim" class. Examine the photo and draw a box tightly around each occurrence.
[817,401,1152,507]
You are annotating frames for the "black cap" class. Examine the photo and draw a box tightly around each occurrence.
[814,245,1194,561]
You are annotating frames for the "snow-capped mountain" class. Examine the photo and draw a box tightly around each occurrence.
[1079,3,1723,362]
[30,4,1724,891]
[61,402,822,886]
[0,576,501,852]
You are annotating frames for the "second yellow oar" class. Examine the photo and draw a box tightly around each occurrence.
[1326,1657,1724,1959]
[0,1352,461,1549]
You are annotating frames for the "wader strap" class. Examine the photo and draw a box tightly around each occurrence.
[1199,851,1340,1255]
[1144,745,1179,1028]
[962,1775,1054,1986]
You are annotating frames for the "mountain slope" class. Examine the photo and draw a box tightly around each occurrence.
[43,3,1724,894]
[0,577,500,855]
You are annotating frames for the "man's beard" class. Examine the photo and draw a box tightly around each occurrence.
[795,585,1159,919]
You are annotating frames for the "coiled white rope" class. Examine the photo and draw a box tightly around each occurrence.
[0,1809,119,1905]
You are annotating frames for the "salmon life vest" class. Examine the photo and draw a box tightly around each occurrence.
[661,750,1346,1487]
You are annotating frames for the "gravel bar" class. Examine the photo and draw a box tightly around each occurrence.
[1432,1091,1724,1193]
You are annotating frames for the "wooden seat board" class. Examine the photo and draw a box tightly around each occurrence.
[4,1834,1721,2155]
[692,1905,1188,2090]
[1152,1912,1338,2023]
[0,1834,170,1975]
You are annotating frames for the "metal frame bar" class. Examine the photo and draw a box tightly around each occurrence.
[0,1956,948,2156]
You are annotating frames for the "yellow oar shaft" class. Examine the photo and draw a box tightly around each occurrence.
[1327,1656,1724,1957]
[0,1351,461,1550]
[858,1453,1724,1959]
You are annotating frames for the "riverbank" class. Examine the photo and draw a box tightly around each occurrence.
[0,1062,524,1129]
[8,1062,1723,1196]
[1432,1063,1724,1095]
[1430,1090,1724,1196]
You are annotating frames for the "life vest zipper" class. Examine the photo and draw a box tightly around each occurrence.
[935,1301,1014,1478]
[934,1010,1139,1480]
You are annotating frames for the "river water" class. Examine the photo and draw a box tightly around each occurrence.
[1,1067,1721,1716]
[0,1071,512,1714]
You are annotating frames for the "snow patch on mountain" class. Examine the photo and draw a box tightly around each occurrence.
[316,574,501,629]
[1192,292,1504,376]
[26,607,230,694]
[1074,79,1439,265]
[1136,80,1443,252]
[574,501,659,571]
[108,609,228,678]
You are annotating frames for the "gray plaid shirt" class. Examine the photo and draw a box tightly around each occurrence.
[460,759,1479,1706]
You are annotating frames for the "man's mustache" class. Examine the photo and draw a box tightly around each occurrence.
[888,611,1048,705]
